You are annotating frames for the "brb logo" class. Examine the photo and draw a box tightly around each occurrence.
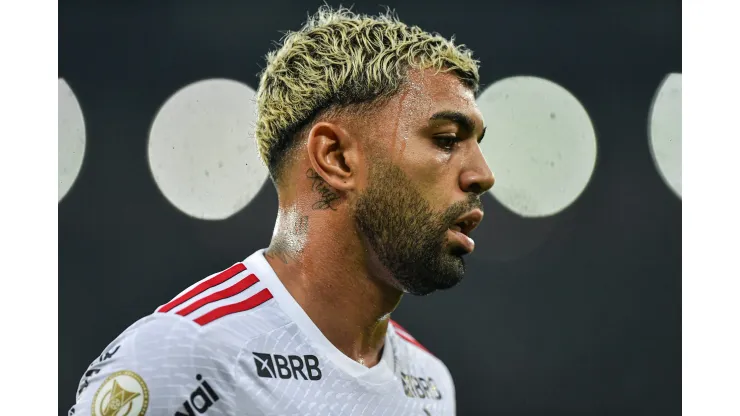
[400,372,442,400]
[252,352,322,380]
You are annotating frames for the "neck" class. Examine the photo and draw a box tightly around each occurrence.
[264,200,403,368]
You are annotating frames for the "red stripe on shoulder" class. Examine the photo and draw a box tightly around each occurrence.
[157,263,246,313]
[176,273,260,317]
[390,319,432,355]
[193,288,273,326]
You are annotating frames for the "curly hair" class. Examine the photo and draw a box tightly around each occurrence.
[255,5,481,185]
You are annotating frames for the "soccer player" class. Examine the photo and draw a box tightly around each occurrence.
[71,6,494,416]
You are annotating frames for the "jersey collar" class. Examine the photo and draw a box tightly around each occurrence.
[244,249,397,385]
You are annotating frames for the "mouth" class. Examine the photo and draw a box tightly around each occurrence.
[447,209,484,254]
[451,209,484,237]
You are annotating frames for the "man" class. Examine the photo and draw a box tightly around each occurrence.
[71,6,494,416]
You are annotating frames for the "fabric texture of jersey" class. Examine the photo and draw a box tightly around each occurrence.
[71,249,456,416]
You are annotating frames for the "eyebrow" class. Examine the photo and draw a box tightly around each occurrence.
[429,110,487,143]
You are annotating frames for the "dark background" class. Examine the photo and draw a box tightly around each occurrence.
[59,1,681,415]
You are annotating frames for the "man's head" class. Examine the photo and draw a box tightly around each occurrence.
[256,7,494,295]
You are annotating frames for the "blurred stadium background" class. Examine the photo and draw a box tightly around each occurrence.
[59,1,681,415]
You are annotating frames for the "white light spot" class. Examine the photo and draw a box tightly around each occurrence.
[649,73,681,198]
[148,79,267,220]
[58,79,87,202]
[478,76,598,217]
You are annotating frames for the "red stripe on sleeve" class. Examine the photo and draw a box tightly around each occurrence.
[193,288,273,326]
[176,273,260,317]
[389,319,410,334]
[157,263,247,313]
[390,319,432,355]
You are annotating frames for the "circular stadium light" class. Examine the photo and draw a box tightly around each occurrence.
[477,76,598,217]
[148,78,268,220]
[58,78,87,202]
[648,73,682,199]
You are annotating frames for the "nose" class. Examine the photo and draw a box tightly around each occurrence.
[459,148,495,195]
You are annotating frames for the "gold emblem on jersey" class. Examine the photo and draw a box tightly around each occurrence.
[91,370,149,416]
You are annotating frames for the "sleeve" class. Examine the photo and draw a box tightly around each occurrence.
[438,360,457,416]
[69,315,237,416]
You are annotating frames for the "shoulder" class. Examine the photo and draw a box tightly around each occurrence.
[153,261,289,336]
[70,314,233,416]
[390,319,456,403]
[70,262,289,415]
[390,319,434,356]
[155,262,277,325]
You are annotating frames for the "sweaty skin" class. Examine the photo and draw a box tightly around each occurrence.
[265,68,495,368]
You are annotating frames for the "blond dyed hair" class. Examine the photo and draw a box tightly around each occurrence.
[255,5,481,185]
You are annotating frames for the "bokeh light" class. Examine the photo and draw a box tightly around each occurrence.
[58,79,87,202]
[477,76,598,217]
[148,79,268,220]
[649,73,682,198]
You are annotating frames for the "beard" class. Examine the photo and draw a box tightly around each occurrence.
[350,156,481,296]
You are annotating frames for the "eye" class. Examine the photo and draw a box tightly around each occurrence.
[434,135,460,152]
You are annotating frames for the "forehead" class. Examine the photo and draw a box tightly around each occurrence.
[409,69,475,99]
[391,68,482,126]
[343,68,483,150]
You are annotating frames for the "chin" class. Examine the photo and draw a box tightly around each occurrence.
[399,259,466,296]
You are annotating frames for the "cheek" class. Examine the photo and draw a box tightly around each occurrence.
[405,155,456,209]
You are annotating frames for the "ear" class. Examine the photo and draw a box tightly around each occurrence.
[305,121,360,193]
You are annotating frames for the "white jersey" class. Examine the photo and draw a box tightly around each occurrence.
[71,249,456,416]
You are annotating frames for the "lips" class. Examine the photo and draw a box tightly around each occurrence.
[451,209,484,237]
[445,208,484,254]
[447,228,475,253]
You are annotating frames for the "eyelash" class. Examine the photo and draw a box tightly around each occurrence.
[434,135,461,152]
